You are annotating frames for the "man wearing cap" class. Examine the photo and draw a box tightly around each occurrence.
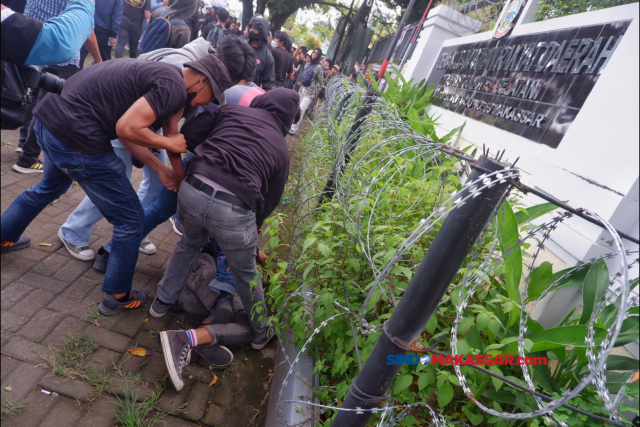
[0,56,231,317]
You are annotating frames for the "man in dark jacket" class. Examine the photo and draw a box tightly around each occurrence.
[150,88,299,392]
[246,16,275,90]
[79,0,123,67]
[271,30,294,88]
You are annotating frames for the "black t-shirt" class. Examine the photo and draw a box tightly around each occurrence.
[122,0,150,26]
[35,59,187,155]
[271,48,294,87]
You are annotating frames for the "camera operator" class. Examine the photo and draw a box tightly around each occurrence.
[9,0,102,174]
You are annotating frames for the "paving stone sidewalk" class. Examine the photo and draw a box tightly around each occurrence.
[1,129,278,427]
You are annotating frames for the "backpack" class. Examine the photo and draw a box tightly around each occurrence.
[300,63,320,87]
[139,8,186,54]
[206,24,226,49]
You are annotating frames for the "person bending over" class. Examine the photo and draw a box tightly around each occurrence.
[0,56,231,318]
[153,89,299,392]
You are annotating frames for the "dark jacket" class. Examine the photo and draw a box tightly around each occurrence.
[181,88,299,228]
[247,16,275,91]
[94,0,123,37]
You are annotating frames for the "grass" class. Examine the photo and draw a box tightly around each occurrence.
[45,333,99,378]
[1,400,27,419]
[110,381,185,427]
[82,306,102,324]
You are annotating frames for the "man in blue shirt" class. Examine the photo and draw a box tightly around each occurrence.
[79,0,123,67]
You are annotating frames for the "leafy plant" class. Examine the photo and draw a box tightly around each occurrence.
[1,400,27,420]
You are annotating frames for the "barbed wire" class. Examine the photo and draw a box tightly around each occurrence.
[273,78,639,427]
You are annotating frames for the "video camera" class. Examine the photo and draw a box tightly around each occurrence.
[1,62,65,130]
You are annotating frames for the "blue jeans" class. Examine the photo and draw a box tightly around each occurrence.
[60,139,166,251]
[1,121,144,295]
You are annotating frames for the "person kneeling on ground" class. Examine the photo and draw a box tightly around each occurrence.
[154,88,299,392]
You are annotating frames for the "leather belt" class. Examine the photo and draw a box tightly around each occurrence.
[185,175,251,211]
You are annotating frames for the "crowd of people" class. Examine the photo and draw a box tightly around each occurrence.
[1,0,359,393]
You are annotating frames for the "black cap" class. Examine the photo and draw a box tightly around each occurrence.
[184,55,231,104]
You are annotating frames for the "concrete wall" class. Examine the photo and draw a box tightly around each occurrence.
[406,3,639,355]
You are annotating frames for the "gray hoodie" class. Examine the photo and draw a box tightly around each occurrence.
[138,37,213,67]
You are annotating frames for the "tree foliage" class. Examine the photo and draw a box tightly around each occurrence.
[303,34,323,48]
[535,0,638,20]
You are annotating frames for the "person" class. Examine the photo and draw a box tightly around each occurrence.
[271,30,294,89]
[154,88,299,392]
[115,0,150,59]
[0,56,232,319]
[291,45,306,86]
[147,0,197,50]
[200,6,216,39]
[59,36,254,266]
[289,47,323,135]
[79,0,123,67]
[12,0,102,174]
[188,1,204,41]
[1,0,94,66]
[205,7,229,49]
[246,16,275,91]
[353,61,372,88]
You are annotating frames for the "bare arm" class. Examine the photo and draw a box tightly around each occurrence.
[145,10,151,21]
[162,112,186,190]
[84,29,102,64]
[116,97,187,153]
[119,138,179,191]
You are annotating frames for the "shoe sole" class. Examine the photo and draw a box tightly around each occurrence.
[15,148,23,153]
[0,240,31,253]
[98,302,121,316]
[159,332,184,391]
[149,299,169,318]
[171,220,183,237]
[251,333,276,350]
[58,229,96,261]
[139,246,157,255]
[194,345,233,366]
[12,164,43,174]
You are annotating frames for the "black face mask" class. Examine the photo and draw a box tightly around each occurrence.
[184,91,198,108]
[249,31,260,42]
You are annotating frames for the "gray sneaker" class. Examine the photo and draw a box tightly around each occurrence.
[98,288,149,316]
[139,240,156,255]
[159,330,192,391]
[149,296,172,318]
[58,228,95,261]
[93,247,109,273]
[251,323,276,350]
[194,345,233,366]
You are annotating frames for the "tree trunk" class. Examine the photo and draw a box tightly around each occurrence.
[268,5,297,32]
[242,0,254,28]
[255,0,267,15]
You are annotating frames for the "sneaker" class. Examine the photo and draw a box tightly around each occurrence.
[288,130,297,136]
[58,228,95,261]
[194,345,233,366]
[149,296,172,318]
[93,247,109,273]
[15,147,23,153]
[98,288,150,316]
[1,236,31,253]
[159,330,192,391]
[12,159,44,174]
[251,323,275,350]
[202,295,233,325]
[139,239,156,255]
[170,216,183,236]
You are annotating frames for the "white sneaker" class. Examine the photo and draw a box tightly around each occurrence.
[58,228,96,261]
[139,240,157,255]
[15,147,23,153]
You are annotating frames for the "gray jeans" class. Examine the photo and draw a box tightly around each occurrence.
[158,179,266,342]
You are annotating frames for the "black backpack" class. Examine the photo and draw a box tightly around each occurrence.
[300,63,320,87]
[206,24,226,49]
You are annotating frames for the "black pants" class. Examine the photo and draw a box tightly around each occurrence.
[18,64,79,166]
[79,26,112,69]
[115,20,142,59]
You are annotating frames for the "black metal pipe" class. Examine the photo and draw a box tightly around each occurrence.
[319,91,377,206]
[330,155,514,427]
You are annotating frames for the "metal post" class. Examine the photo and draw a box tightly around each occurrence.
[318,91,376,206]
[330,155,515,427]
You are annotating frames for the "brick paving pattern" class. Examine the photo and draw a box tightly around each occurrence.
[1,129,278,427]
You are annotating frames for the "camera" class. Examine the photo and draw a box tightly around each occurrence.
[20,65,65,95]
[1,62,65,130]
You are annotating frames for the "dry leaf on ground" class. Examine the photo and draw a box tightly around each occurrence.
[127,348,147,357]
[94,319,100,327]
[4,386,12,391]
[142,318,149,323]
[209,374,218,386]
[37,243,54,247]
